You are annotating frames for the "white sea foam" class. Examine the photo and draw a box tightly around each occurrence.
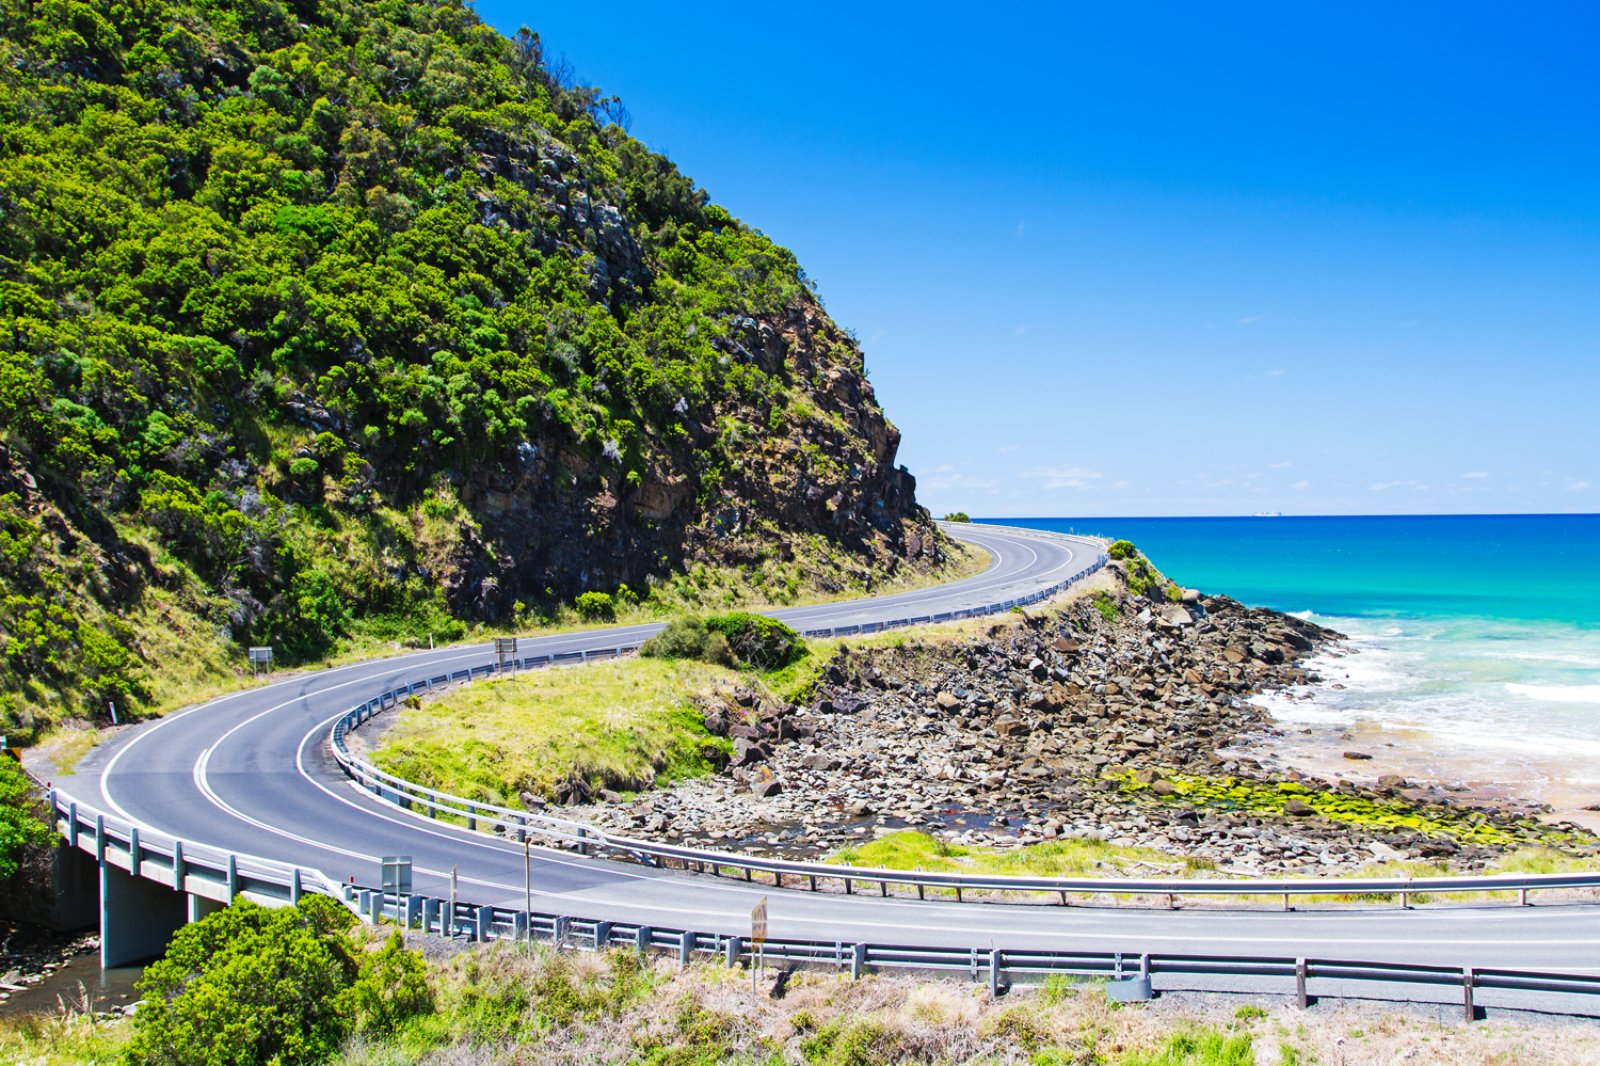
[1505,683,1600,706]
[1288,609,1314,620]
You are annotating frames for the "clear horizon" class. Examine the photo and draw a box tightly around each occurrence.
[474,2,1599,518]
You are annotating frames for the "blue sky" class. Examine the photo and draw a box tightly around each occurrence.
[475,2,1598,517]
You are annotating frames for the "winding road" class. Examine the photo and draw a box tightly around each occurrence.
[53,523,1600,1011]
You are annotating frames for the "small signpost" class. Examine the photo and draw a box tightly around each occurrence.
[381,855,413,896]
[750,896,768,991]
[379,856,411,925]
[494,637,518,669]
[248,646,273,677]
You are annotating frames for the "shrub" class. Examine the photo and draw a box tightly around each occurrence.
[704,612,803,671]
[1107,539,1138,560]
[125,896,431,1065]
[639,616,730,665]
[0,758,53,881]
[1092,592,1119,622]
[574,591,616,622]
[640,613,801,670]
[941,511,971,522]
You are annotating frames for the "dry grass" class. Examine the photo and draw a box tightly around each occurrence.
[369,943,1600,1065]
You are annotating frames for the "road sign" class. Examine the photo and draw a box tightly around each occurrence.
[381,855,413,896]
[494,637,517,667]
[751,896,768,946]
[248,646,273,677]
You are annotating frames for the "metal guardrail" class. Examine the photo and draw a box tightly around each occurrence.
[339,885,1600,1019]
[327,533,1600,909]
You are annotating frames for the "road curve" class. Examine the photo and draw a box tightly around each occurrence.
[53,523,1600,1000]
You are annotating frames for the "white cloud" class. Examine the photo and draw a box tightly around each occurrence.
[1269,461,1292,469]
[1460,471,1490,479]
[1568,479,1593,492]
[1239,313,1266,325]
[995,444,1021,454]
[1020,465,1103,490]
[1369,480,1430,492]
[1012,324,1029,336]
[1264,368,1288,377]
[1290,480,1311,491]
[921,464,998,493]
[1015,220,1026,237]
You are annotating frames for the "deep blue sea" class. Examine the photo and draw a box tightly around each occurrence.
[985,515,1600,804]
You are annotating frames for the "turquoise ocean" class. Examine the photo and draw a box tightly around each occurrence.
[985,515,1600,805]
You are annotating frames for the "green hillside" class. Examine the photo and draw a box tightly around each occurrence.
[0,0,944,737]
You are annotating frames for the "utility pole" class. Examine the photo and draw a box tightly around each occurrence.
[524,838,532,948]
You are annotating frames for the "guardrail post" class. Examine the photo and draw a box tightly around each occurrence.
[851,943,867,980]
[554,915,570,948]
[290,869,302,905]
[1519,887,1529,906]
[227,855,239,900]
[1295,958,1308,1008]
[423,897,440,933]
[595,921,612,949]
[637,926,652,956]
[172,840,185,890]
[94,815,106,863]
[576,828,588,857]
[474,906,491,942]
[1400,890,1410,909]
[988,949,1003,998]
[406,896,423,929]
[128,828,141,879]
[725,936,741,969]
[1463,967,1477,1022]
[679,933,696,967]
[466,803,476,832]
[68,802,79,849]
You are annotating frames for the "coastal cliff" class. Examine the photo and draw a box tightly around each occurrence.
[0,0,940,735]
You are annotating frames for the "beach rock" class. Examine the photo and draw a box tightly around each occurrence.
[1283,798,1316,817]
[1342,751,1374,761]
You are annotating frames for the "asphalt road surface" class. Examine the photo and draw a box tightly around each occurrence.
[55,523,1600,1013]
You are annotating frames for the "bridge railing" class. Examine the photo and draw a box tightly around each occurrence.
[47,789,358,914]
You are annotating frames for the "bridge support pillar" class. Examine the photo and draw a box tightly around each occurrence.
[187,894,224,924]
[100,860,187,968]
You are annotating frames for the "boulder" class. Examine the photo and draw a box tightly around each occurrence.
[1283,798,1316,817]
[732,739,768,767]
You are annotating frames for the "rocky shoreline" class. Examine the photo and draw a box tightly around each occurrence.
[564,571,1599,876]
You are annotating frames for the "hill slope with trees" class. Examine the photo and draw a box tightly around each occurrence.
[0,0,943,737]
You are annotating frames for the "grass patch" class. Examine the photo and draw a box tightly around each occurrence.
[826,830,1183,899]
[1110,770,1597,852]
[369,658,739,806]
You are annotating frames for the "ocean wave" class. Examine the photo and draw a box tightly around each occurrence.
[1504,683,1600,706]
[1288,609,1314,620]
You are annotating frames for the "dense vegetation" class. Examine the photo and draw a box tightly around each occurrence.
[126,896,428,1065]
[0,756,51,879]
[0,0,940,737]
[641,611,804,671]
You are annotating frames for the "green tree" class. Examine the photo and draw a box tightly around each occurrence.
[125,896,430,1066]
